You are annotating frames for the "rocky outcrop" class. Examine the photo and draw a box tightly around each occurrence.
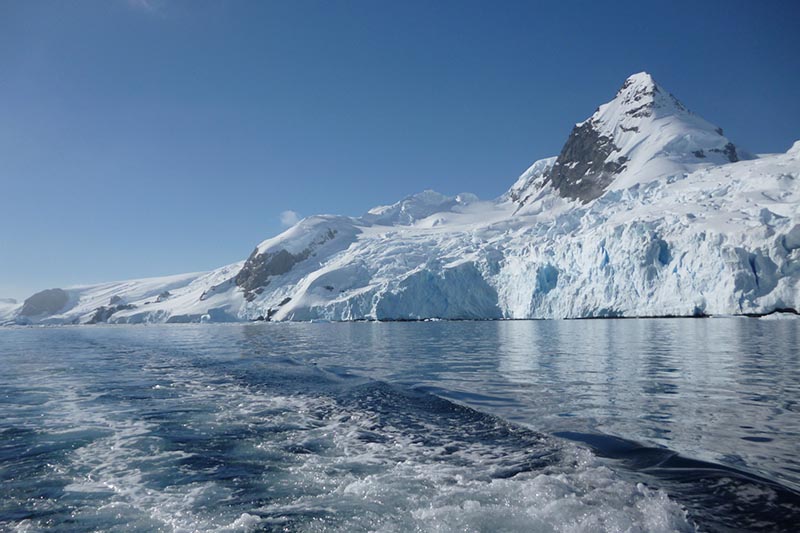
[546,122,628,203]
[710,142,740,163]
[235,227,339,302]
[506,157,556,207]
[156,291,172,303]
[88,303,136,324]
[19,288,68,317]
[235,247,311,301]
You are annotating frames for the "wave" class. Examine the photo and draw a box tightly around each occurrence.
[557,431,800,533]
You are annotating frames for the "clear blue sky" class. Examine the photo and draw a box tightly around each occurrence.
[2,0,799,300]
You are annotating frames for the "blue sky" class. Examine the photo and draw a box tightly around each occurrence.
[1,0,799,300]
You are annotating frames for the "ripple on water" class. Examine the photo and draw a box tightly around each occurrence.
[0,337,694,532]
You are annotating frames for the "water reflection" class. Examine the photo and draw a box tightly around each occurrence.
[490,318,800,490]
[37,319,795,491]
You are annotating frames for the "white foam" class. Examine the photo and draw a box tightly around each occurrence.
[4,352,695,532]
[239,393,694,532]
[139,361,695,532]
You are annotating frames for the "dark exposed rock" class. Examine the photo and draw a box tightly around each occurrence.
[617,76,686,115]
[89,306,114,324]
[235,248,309,301]
[709,142,739,163]
[546,121,628,203]
[626,103,653,119]
[88,303,136,324]
[508,188,527,205]
[89,307,114,324]
[20,288,68,317]
[506,157,556,208]
[262,296,294,321]
[235,229,338,302]
[156,291,172,303]
[693,150,706,158]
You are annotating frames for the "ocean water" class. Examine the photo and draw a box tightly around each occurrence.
[1,319,798,532]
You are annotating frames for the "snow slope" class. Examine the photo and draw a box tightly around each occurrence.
[4,73,798,325]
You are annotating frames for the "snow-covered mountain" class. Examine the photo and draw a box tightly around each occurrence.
[513,72,750,206]
[4,72,799,324]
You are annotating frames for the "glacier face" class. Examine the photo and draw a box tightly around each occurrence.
[3,74,799,325]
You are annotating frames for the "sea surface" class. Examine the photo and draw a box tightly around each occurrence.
[1,318,799,532]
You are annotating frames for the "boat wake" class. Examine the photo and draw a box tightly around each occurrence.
[2,350,696,532]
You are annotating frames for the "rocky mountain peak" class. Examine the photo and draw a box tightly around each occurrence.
[615,72,661,110]
[603,71,687,123]
[520,72,747,205]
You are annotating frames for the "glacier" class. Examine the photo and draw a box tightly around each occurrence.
[4,72,799,325]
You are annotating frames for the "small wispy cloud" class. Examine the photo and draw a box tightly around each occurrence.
[280,210,301,227]
[127,0,157,12]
